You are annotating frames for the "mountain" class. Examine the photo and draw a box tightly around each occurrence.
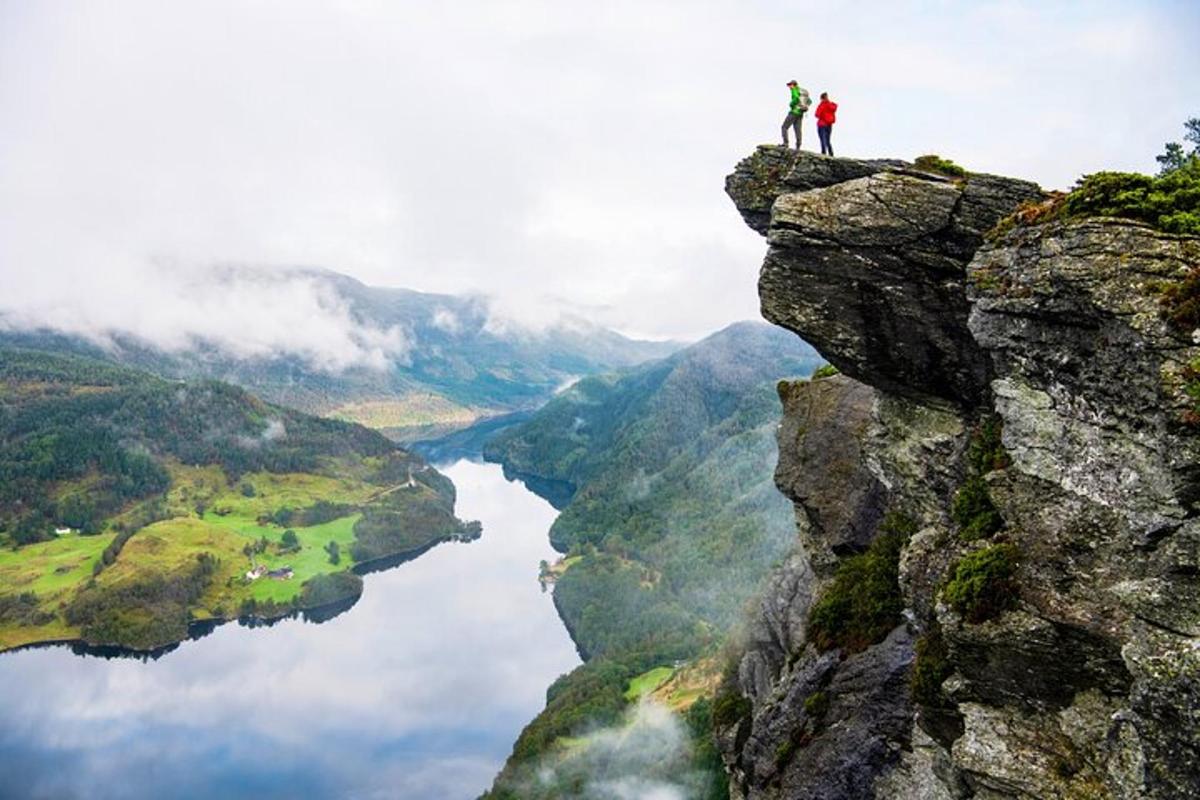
[0,268,679,440]
[480,321,825,798]
[0,347,472,652]
[716,147,1200,799]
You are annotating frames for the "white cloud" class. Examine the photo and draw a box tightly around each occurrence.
[0,1,1195,343]
[0,262,412,372]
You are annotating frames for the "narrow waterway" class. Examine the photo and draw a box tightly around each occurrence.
[0,460,580,800]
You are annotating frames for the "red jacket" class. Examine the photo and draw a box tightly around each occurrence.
[815,100,837,127]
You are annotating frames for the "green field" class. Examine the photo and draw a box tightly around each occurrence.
[0,468,455,650]
[624,666,675,701]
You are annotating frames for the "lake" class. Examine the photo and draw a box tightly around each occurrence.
[0,460,580,800]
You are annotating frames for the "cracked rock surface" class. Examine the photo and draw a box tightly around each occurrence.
[719,148,1200,799]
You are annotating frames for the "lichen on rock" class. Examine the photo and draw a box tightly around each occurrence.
[719,148,1200,799]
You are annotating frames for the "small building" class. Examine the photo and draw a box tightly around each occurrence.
[54,527,74,535]
[267,566,294,580]
[245,565,267,581]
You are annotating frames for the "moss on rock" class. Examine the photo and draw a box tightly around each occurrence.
[943,543,1020,624]
[808,529,907,653]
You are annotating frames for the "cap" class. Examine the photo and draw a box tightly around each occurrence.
[787,80,797,86]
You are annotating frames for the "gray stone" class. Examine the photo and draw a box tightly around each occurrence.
[722,146,1200,799]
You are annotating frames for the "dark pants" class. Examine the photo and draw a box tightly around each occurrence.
[818,125,833,156]
[782,112,804,148]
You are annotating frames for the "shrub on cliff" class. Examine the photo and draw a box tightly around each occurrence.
[807,516,912,652]
[951,417,1008,541]
[1062,162,1200,235]
[911,628,952,706]
[913,154,966,178]
[942,543,1020,623]
[993,159,1200,239]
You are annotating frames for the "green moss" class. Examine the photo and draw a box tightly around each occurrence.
[811,364,840,380]
[879,511,918,538]
[943,543,1020,624]
[712,688,753,728]
[774,737,797,767]
[951,477,1002,541]
[1160,267,1200,331]
[803,690,830,720]
[951,417,1008,541]
[966,416,1009,473]
[911,628,952,706]
[807,530,907,653]
[1181,358,1200,427]
[913,154,967,178]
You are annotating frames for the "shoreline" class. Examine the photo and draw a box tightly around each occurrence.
[0,531,469,659]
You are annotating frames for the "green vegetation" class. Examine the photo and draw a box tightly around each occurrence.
[913,154,967,178]
[943,543,1021,624]
[807,518,911,653]
[951,417,1008,541]
[624,666,675,701]
[1181,358,1200,427]
[712,688,753,728]
[992,160,1200,240]
[1059,164,1200,235]
[990,118,1200,240]
[1155,117,1199,176]
[0,592,54,627]
[299,570,363,608]
[804,689,830,721]
[65,552,218,650]
[485,324,820,798]
[0,347,466,651]
[911,627,953,706]
[811,363,840,380]
[684,696,731,800]
[1160,268,1200,332]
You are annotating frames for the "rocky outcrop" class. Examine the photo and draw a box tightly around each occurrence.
[729,145,1043,406]
[719,147,1200,799]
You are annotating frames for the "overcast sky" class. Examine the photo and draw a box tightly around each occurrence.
[1,0,1197,356]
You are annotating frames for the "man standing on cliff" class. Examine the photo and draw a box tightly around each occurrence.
[781,80,811,150]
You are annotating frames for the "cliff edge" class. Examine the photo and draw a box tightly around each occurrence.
[717,146,1200,800]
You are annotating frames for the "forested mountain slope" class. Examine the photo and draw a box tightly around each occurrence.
[0,269,677,440]
[482,322,824,798]
[0,348,472,652]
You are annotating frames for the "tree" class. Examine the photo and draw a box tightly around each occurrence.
[281,530,299,550]
[324,540,340,565]
[1157,117,1200,175]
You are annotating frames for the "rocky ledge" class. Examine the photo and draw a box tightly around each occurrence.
[718,147,1200,800]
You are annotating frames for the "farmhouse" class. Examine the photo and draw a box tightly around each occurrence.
[267,566,294,580]
[245,565,267,581]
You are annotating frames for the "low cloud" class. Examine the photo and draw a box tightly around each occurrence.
[522,701,707,800]
[0,263,411,373]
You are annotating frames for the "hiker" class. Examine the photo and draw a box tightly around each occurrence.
[781,80,811,150]
[815,92,837,156]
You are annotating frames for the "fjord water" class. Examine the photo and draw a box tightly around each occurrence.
[0,461,580,800]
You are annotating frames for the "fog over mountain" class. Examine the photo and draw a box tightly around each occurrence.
[0,265,679,439]
[2,1,1196,343]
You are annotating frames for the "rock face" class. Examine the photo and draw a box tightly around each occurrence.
[719,147,1200,800]
[729,144,1043,406]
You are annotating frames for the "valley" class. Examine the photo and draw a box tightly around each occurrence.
[0,348,473,652]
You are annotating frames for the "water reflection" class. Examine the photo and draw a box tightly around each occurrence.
[0,461,580,800]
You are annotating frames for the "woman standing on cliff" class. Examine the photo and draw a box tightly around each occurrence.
[815,93,837,156]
